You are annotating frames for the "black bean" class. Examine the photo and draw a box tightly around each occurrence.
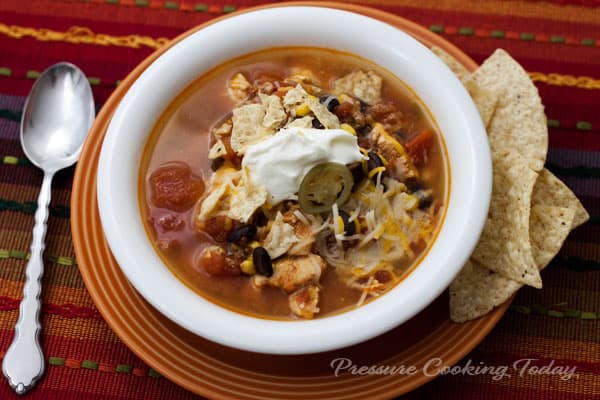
[253,247,273,277]
[367,150,384,171]
[226,224,257,243]
[338,210,356,236]
[359,101,369,113]
[414,189,433,209]
[252,210,268,227]
[348,162,366,190]
[319,95,340,112]
[210,157,225,171]
[327,98,340,112]
[312,118,324,129]
[405,178,421,192]
[356,125,372,137]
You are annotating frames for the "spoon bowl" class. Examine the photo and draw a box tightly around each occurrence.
[2,62,94,394]
[21,63,95,171]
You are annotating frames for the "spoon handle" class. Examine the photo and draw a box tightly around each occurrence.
[2,172,54,395]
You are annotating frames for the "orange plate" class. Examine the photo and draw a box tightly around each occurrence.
[71,3,509,399]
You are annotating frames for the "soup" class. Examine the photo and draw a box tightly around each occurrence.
[139,47,447,320]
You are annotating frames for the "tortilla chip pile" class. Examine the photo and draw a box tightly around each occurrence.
[431,47,590,322]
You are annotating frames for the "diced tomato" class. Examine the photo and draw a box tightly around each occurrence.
[197,246,242,277]
[149,163,204,212]
[374,270,393,284]
[405,129,434,167]
[334,101,354,120]
[198,216,237,242]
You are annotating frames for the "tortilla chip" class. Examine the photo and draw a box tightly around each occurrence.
[471,151,541,288]
[228,168,268,223]
[286,116,314,128]
[462,78,499,128]
[333,70,383,105]
[259,93,287,130]
[532,168,589,229]
[283,85,340,129]
[449,260,520,322]
[430,46,499,128]
[430,46,470,83]
[450,204,575,322]
[530,205,576,269]
[473,49,548,172]
[231,103,269,154]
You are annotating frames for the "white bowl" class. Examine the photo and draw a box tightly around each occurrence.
[97,6,491,354]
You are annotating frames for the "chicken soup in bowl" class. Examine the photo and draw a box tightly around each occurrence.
[97,6,491,354]
[141,47,447,320]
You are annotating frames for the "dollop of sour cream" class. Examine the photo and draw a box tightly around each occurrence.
[242,127,366,204]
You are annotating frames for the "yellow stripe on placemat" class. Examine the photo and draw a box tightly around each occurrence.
[529,72,600,90]
[0,278,96,307]
[0,24,168,50]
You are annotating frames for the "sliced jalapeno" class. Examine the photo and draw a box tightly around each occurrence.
[298,162,353,214]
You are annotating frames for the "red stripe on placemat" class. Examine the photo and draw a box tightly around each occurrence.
[0,297,101,319]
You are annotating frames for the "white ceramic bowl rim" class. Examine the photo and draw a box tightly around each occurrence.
[97,6,491,354]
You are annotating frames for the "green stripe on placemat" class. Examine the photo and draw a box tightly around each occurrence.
[545,162,600,178]
[116,364,133,373]
[0,199,70,218]
[82,360,99,370]
[511,304,598,320]
[148,369,162,378]
[520,32,535,41]
[0,249,77,265]
[47,355,162,377]
[48,357,66,366]
[581,38,596,46]
[0,109,22,122]
[556,256,600,271]
[458,27,474,36]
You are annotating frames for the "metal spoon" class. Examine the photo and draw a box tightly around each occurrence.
[2,63,94,395]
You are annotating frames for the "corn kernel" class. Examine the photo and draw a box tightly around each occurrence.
[249,241,261,249]
[240,258,256,275]
[295,103,311,117]
[339,94,352,103]
[353,218,361,233]
[340,123,357,136]
[336,216,345,234]
[403,194,419,211]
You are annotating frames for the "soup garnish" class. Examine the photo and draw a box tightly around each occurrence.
[141,47,447,320]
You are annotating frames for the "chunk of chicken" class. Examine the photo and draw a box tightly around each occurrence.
[371,123,418,181]
[282,209,317,256]
[253,253,326,293]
